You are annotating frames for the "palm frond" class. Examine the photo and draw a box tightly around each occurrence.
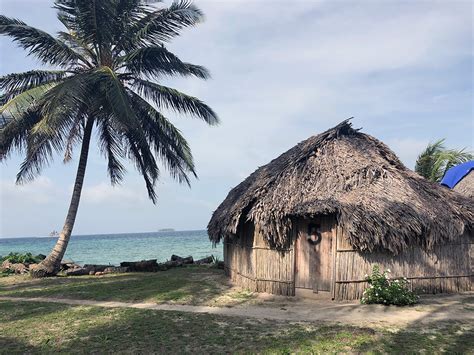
[131,78,218,125]
[118,46,209,79]
[54,0,116,49]
[0,83,57,119]
[117,0,204,52]
[98,66,160,200]
[0,110,41,160]
[128,89,196,185]
[0,15,89,67]
[63,114,84,163]
[96,117,126,184]
[0,70,69,100]
[415,139,474,182]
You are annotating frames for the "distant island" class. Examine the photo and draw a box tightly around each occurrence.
[157,228,175,232]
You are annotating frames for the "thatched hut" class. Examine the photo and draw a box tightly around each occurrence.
[441,161,474,199]
[208,120,474,300]
[455,172,474,198]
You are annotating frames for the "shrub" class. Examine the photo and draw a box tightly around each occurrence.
[0,252,43,264]
[361,265,419,306]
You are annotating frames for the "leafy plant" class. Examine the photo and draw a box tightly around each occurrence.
[0,252,43,264]
[415,139,473,182]
[361,265,418,306]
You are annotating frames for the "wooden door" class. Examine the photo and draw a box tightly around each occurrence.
[295,217,335,292]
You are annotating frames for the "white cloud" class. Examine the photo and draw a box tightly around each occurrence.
[0,176,61,204]
[81,182,147,204]
[0,0,472,237]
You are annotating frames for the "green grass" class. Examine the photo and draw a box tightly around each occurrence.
[1,300,472,354]
[0,266,254,306]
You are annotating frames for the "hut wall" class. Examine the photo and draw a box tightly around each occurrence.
[334,227,473,300]
[223,222,295,296]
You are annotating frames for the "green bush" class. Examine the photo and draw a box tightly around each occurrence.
[0,252,43,264]
[361,265,419,306]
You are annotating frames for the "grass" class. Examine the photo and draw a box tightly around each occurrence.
[0,266,255,306]
[2,300,472,354]
[1,268,472,353]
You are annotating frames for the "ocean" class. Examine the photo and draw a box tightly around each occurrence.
[0,230,223,266]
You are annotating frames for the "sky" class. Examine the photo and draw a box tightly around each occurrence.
[0,0,473,238]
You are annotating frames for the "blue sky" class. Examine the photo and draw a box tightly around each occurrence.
[1,0,473,238]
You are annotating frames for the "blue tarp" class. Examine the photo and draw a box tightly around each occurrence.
[440,161,474,189]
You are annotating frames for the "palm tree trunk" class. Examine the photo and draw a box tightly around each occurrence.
[31,118,94,278]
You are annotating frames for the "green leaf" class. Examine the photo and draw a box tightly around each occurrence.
[131,78,218,125]
[0,15,89,67]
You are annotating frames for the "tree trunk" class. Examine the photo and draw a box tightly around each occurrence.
[31,118,94,278]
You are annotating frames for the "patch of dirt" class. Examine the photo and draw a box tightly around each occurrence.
[1,292,472,328]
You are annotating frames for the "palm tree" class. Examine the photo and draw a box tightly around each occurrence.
[0,0,218,277]
[415,139,473,182]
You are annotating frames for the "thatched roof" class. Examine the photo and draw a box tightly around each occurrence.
[453,171,474,198]
[208,120,474,254]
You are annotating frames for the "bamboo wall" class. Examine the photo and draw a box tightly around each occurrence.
[223,222,295,296]
[334,226,473,300]
[224,218,473,300]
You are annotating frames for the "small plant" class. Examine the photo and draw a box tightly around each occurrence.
[0,252,43,264]
[361,265,419,306]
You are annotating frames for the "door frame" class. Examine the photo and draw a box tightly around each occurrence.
[293,216,337,298]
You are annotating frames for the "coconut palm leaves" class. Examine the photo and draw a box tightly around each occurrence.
[1,0,217,199]
[1,0,217,276]
[415,139,473,182]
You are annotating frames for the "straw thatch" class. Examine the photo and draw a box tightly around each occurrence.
[208,120,474,254]
[453,171,474,199]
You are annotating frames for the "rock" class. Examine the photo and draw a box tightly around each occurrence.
[65,267,92,276]
[83,264,110,273]
[195,256,214,265]
[170,255,194,264]
[1,260,12,271]
[157,263,169,271]
[103,266,129,274]
[28,263,38,271]
[120,259,159,272]
[164,260,183,268]
[10,263,28,274]
[60,260,83,271]
[95,271,105,276]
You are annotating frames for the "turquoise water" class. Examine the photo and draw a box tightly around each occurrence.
[0,230,222,266]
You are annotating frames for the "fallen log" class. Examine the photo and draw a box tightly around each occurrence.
[120,259,159,272]
[103,266,129,274]
[83,264,110,272]
[195,256,214,265]
[164,260,184,268]
[170,255,193,264]
[65,267,91,276]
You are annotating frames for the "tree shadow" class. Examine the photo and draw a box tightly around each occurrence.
[354,295,474,353]
[0,267,250,306]
[0,336,40,354]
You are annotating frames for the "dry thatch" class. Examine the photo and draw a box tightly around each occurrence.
[208,120,474,254]
[453,171,474,198]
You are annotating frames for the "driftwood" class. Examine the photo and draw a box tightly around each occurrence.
[65,267,91,276]
[60,261,81,271]
[120,259,159,272]
[170,255,193,264]
[103,266,129,274]
[164,260,183,268]
[195,256,214,265]
[83,264,110,272]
